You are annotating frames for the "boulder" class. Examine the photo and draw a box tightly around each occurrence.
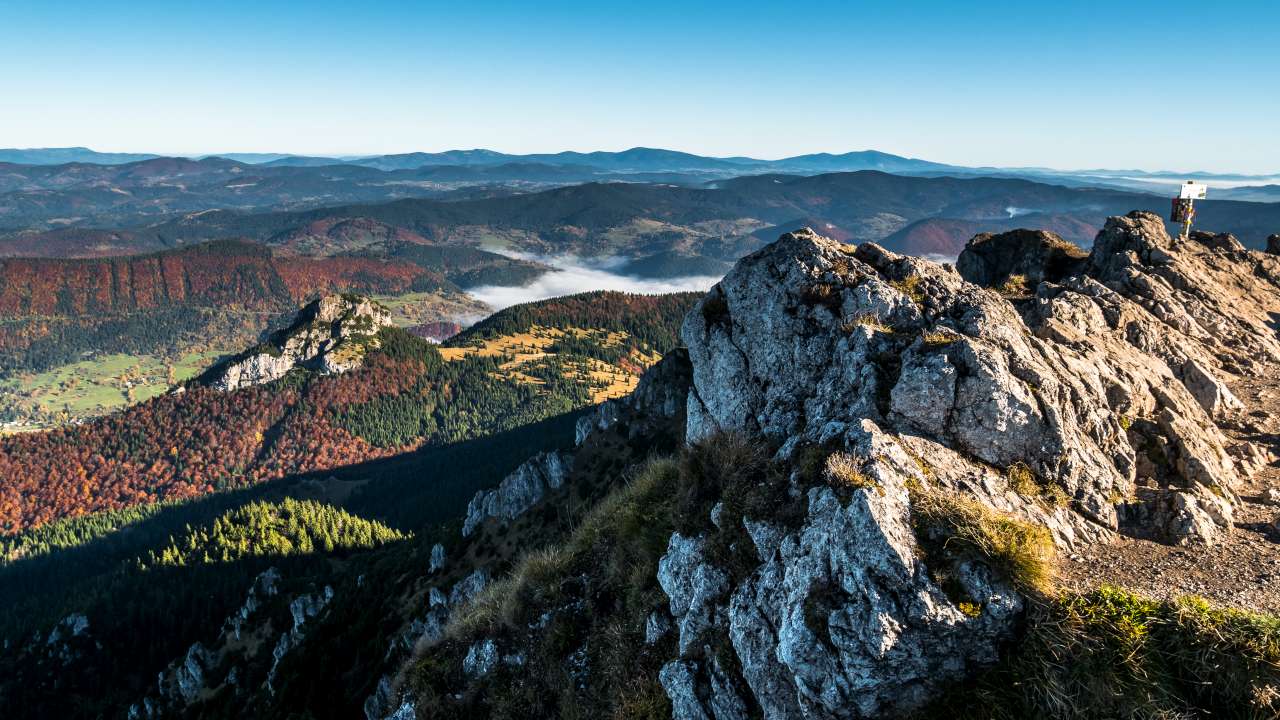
[463,639,499,677]
[429,543,446,573]
[956,228,1088,292]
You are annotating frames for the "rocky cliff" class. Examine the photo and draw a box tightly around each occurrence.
[203,293,392,391]
[376,211,1280,720]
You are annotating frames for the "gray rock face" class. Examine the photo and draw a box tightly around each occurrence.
[207,294,392,391]
[462,451,572,536]
[659,217,1280,716]
[366,569,493,720]
[45,613,89,647]
[661,655,750,720]
[463,639,499,677]
[658,534,730,657]
[956,228,1088,290]
[575,347,693,449]
[429,543,446,573]
[224,567,280,641]
[682,228,1132,535]
[267,586,334,692]
[646,611,673,645]
[171,643,215,704]
[135,568,284,717]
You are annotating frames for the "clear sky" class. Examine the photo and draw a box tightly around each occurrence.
[2,0,1277,173]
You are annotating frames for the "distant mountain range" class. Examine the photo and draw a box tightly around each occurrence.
[5,145,1275,186]
[0,146,955,175]
[9,171,1279,267]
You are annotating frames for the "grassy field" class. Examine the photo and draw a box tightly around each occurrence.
[372,289,489,328]
[0,289,492,432]
[0,350,227,431]
[439,324,659,403]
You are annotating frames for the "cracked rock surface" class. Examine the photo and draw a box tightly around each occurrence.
[662,214,1280,717]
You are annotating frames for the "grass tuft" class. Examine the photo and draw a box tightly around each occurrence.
[824,452,880,493]
[911,489,1056,596]
[1005,461,1070,508]
[921,330,955,348]
[997,273,1031,297]
[842,313,894,335]
[891,274,926,304]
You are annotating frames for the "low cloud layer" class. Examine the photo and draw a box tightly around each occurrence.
[465,253,723,310]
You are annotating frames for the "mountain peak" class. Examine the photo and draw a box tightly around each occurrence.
[378,211,1280,718]
[202,294,392,391]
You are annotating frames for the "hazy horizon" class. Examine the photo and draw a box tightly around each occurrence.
[4,1,1278,174]
[5,144,1278,178]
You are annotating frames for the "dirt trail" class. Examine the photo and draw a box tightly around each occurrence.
[1060,366,1280,612]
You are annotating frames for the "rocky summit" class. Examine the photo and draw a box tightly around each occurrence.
[371,211,1280,720]
[204,294,392,391]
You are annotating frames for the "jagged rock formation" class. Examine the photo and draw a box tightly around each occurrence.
[363,568,493,720]
[376,213,1280,720]
[462,451,572,536]
[127,568,335,719]
[655,215,1278,717]
[954,228,1088,291]
[265,585,334,692]
[204,294,392,391]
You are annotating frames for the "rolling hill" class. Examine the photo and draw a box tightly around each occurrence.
[34,171,1277,263]
[0,239,550,427]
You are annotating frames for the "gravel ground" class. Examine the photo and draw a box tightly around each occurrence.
[1058,368,1280,613]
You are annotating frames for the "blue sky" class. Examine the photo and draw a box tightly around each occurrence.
[2,0,1277,172]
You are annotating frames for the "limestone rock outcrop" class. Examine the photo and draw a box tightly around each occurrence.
[205,294,392,391]
[462,451,572,536]
[956,228,1088,291]
[387,214,1280,719]
[661,215,1280,717]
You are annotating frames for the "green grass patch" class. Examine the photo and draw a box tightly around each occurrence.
[926,586,1280,719]
[0,349,227,427]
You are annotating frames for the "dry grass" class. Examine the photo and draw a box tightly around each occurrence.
[437,324,653,402]
[924,586,1280,718]
[920,330,955,348]
[891,274,926,304]
[446,545,574,640]
[1006,462,1038,496]
[1005,461,1070,508]
[997,273,1031,297]
[842,313,894,334]
[912,489,1056,596]
[824,452,879,492]
[446,457,680,642]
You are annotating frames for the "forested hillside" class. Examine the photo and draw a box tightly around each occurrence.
[0,239,551,428]
[21,171,1280,262]
[0,289,700,720]
[0,240,442,375]
[0,291,698,536]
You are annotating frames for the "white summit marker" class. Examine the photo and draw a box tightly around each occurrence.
[1171,181,1208,238]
